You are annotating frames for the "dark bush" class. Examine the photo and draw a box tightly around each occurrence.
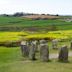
[0,41,20,47]
[0,42,5,46]
[13,12,24,17]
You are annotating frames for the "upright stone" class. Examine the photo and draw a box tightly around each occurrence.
[52,39,58,49]
[20,40,29,57]
[27,40,32,47]
[31,40,38,52]
[29,43,36,60]
[58,45,68,62]
[40,39,49,62]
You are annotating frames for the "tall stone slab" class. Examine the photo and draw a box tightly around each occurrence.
[29,43,36,60]
[20,40,29,57]
[40,39,49,62]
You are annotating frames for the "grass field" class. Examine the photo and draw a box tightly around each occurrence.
[0,47,72,72]
[0,16,72,72]
[0,16,72,31]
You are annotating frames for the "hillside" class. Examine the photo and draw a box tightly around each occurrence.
[0,16,72,31]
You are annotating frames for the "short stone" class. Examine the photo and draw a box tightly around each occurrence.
[58,45,68,62]
[20,41,29,57]
[40,44,49,62]
[29,43,36,60]
[52,39,58,49]
[20,45,29,57]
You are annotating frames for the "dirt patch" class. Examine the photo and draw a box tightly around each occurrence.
[23,15,59,20]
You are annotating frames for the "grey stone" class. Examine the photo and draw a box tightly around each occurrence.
[20,41,29,57]
[27,40,32,46]
[29,43,36,60]
[58,45,68,62]
[39,39,48,44]
[52,39,58,49]
[31,40,38,52]
[20,45,29,57]
[40,44,49,62]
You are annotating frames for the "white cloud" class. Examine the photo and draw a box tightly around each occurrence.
[0,0,72,15]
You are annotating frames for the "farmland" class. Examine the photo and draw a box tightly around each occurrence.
[0,16,71,43]
[0,30,72,43]
[0,16,72,31]
[0,15,72,72]
[0,32,28,42]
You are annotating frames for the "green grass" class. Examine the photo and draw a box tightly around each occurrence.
[0,47,72,72]
[0,47,21,63]
[0,16,72,72]
[0,16,72,31]
[1,59,72,72]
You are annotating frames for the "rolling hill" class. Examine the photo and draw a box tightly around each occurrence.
[0,15,72,31]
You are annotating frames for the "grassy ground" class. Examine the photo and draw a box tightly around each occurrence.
[0,16,72,31]
[0,16,72,72]
[0,47,72,72]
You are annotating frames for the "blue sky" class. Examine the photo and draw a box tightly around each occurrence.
[0,0,72,15]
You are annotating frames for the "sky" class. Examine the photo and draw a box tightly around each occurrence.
[0,0,72,15]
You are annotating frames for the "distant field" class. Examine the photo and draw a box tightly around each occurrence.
[0,16,72,31]
[0,32,28,42]
[23,14,59,19]
[0,30,72,42]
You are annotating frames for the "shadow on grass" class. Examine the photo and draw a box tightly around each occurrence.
[57,60,70,63]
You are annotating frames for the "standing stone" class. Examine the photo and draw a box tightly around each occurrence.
[52,39,58,49]
[29,43,36,60]
[27,40,32,47]
[31,40,38,52]
[37,40,40,51]
[58,45,68,62]
[40,39,49,62]
[20,40,29,57]
[26,40,32,51]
